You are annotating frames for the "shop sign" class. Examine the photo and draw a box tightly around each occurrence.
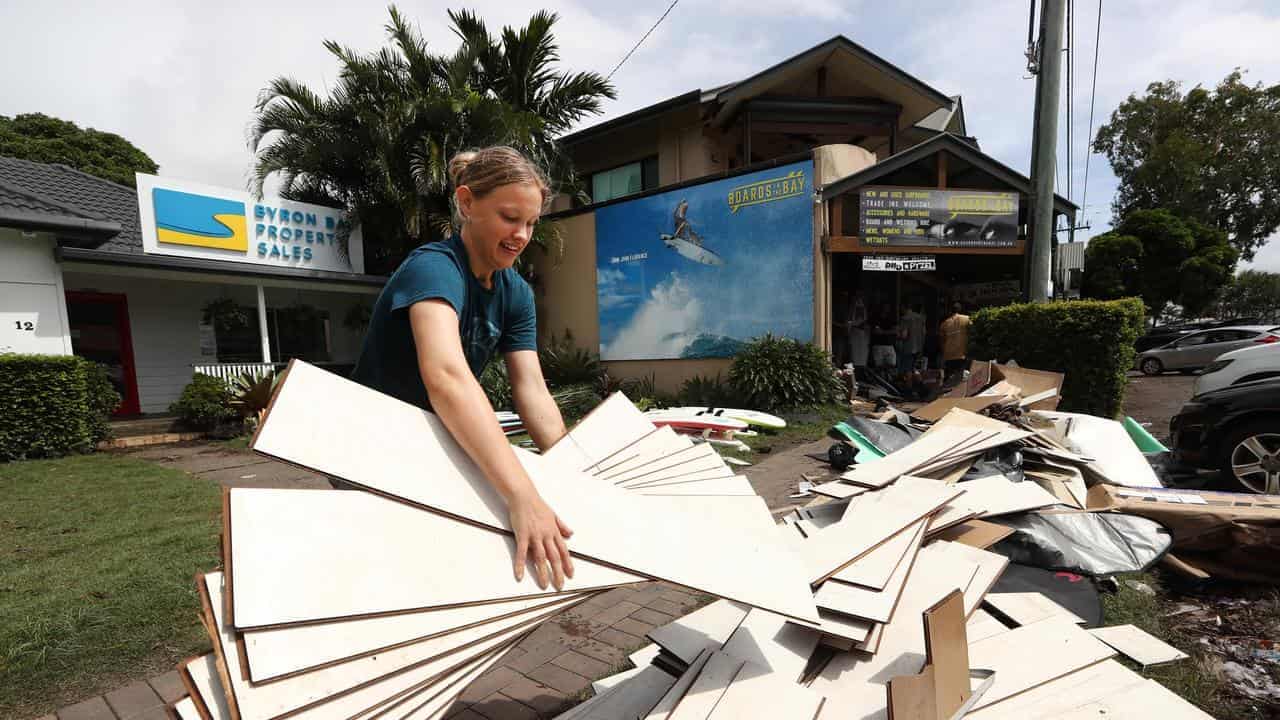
[862,255,936,272]
[135,173,364,273]
[953,280,1022,306]
[859,187,1019,248]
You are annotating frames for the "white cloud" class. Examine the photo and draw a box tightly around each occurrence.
[603,272,702,360]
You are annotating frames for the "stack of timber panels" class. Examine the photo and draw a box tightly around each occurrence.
[165,360,819,719]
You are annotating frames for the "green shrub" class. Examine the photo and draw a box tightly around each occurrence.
[170,374,238,431]
[0,354,119,461]
[480,360,513,410]
[229,372,279,429]
[82,361,121,443]
[539,330,600,388]
[553,383,602,425]
[678,373,741,407]
[728,334,841,411]
[968,298,1145,417]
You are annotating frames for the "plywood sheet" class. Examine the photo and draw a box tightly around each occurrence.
[666,651,744,720]
[887,664,937,720]
[965,660,1145,720]
[1035,411,1160,488]
[201,572,572,720]
[227,488,637,629]
[830,519,926,590]
[591,427,693,478]
[809,610,874,646]
[719,609,819,683]
[926,519,1013,549]
[242,588,594,682]
[911,396,1005,423]
[815,522,926,623]
[648,600,750,666]
[629,475,754,496]
[252,362,819,623]
[936,542,1009,617]
[964,609,1010,643]
[811,481,869,499]
[643,649,711,720]
[812,545,980,717]
[592,666,644,694]
[1052,679,1214,719]
[175,698,204,720]
[966,618,1116,711]
[395,641,514,720]
[984,593,1085,627]
[611,444,724,485]
[545,392,657,469]
[923,590,970,718]
[952,475,1060,518]
[704,660,824,719]
[839,428,981,489]
[803,477,962,584]
[577,665,680,720]
[1088,624,1188,667]
[182,654,231,720]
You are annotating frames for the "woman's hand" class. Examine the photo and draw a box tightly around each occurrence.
[508,487,575,590]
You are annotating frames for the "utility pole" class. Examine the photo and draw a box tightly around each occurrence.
[1028,0,1066,302]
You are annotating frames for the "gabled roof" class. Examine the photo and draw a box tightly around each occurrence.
[704,36,953,128]
[820,133,1078,215]
[559,35,953,146]
[0,156,140,252]
[0,174,121,243]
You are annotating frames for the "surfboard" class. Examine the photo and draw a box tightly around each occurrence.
[660,234,724,266]
[667,406,787,429]
[644,409,748,432]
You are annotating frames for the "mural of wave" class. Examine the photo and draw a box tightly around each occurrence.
[153,188,247,251]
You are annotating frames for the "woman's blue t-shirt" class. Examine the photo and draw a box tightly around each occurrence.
[351,235,537,410]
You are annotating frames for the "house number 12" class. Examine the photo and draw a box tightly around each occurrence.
[14,321,34,331]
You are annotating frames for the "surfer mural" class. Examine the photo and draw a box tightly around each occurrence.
[661,198,724,266]
[594,160,813,361]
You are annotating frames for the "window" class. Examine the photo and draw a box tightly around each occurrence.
[210,303,330,363]
[1174,333,1210,348]
[590,156,659,203]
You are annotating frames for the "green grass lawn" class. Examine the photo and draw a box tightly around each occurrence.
[721,403,850,460]
[0,454,222,719]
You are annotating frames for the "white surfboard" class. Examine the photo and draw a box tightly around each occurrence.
[661,234,724,266]
[669,406,787,430]
[645,409,748,432]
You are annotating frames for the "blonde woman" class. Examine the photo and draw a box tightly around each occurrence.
[352,146,574,591]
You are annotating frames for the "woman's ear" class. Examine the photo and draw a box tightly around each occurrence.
[455,186,474,223]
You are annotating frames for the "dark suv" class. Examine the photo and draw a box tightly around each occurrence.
[1169,376,1280,493]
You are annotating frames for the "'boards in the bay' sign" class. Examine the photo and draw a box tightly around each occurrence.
[860,187,1018,248]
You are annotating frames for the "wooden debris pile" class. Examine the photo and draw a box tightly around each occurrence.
[166,360,818,719]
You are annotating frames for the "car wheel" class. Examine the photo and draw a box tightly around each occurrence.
[1219,421,1280,494]
[1140,358,1163,375]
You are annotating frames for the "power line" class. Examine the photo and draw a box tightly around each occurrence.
[607,0,680,81]
[1080,0,1103,217]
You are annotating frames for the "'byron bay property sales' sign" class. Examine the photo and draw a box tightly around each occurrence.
[135,173,364,273]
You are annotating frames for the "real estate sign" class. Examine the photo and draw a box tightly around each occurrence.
[859,187,1018,248]
[135,173,364,273]
[594,160,814,361]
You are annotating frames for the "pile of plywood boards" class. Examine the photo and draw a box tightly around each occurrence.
[167,360,820,720]
[168,360,1207,719]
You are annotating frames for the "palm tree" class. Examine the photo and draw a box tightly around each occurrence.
[249,6,615,276]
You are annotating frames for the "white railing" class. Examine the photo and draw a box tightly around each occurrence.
[192,362,285,384]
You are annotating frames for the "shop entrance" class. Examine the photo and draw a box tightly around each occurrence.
[66,291,140,415]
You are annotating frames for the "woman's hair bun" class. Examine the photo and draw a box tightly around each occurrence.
[448,151,479,188]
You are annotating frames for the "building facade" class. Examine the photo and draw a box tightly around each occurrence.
[0,157,383,415]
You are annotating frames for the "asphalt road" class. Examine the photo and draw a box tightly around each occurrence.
[1121,371,1197,443]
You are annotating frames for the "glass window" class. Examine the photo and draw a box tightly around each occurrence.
[1175,332,1210,347]
[590,157,658,203]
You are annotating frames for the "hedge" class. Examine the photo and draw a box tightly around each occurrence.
[968,298,1145,418]
[0,354,121,461]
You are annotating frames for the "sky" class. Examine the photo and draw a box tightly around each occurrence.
[3,0,1280,267]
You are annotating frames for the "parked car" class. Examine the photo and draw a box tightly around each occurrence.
[1170,377,1280,493]
[1135,325,1280,375]
[1193,343,1280,396]
[1134,317,1264,352]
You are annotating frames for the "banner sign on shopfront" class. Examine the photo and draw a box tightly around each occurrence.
[136,173,364,273]
[953,280,1022,306]
[859,187,1019,248]
[862,255,936,272]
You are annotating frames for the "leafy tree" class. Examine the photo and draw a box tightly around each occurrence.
[1093,70,1280,260]
[250,7,614,275]
[1214,270,1280,322]
[0,113,157,187]
[1082,209,1237,316]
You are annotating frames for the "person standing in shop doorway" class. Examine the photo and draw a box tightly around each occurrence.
[940,301,971,380]
[847,293,870,368]
[871,304,898,369]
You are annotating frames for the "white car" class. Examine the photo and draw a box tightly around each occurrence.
[1193,342,1280,396]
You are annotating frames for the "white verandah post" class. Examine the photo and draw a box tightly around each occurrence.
[256,283,271,363]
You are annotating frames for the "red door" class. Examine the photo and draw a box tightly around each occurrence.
[66,291,141,416]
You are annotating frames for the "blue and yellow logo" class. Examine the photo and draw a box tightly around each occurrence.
[153,188,247,252]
